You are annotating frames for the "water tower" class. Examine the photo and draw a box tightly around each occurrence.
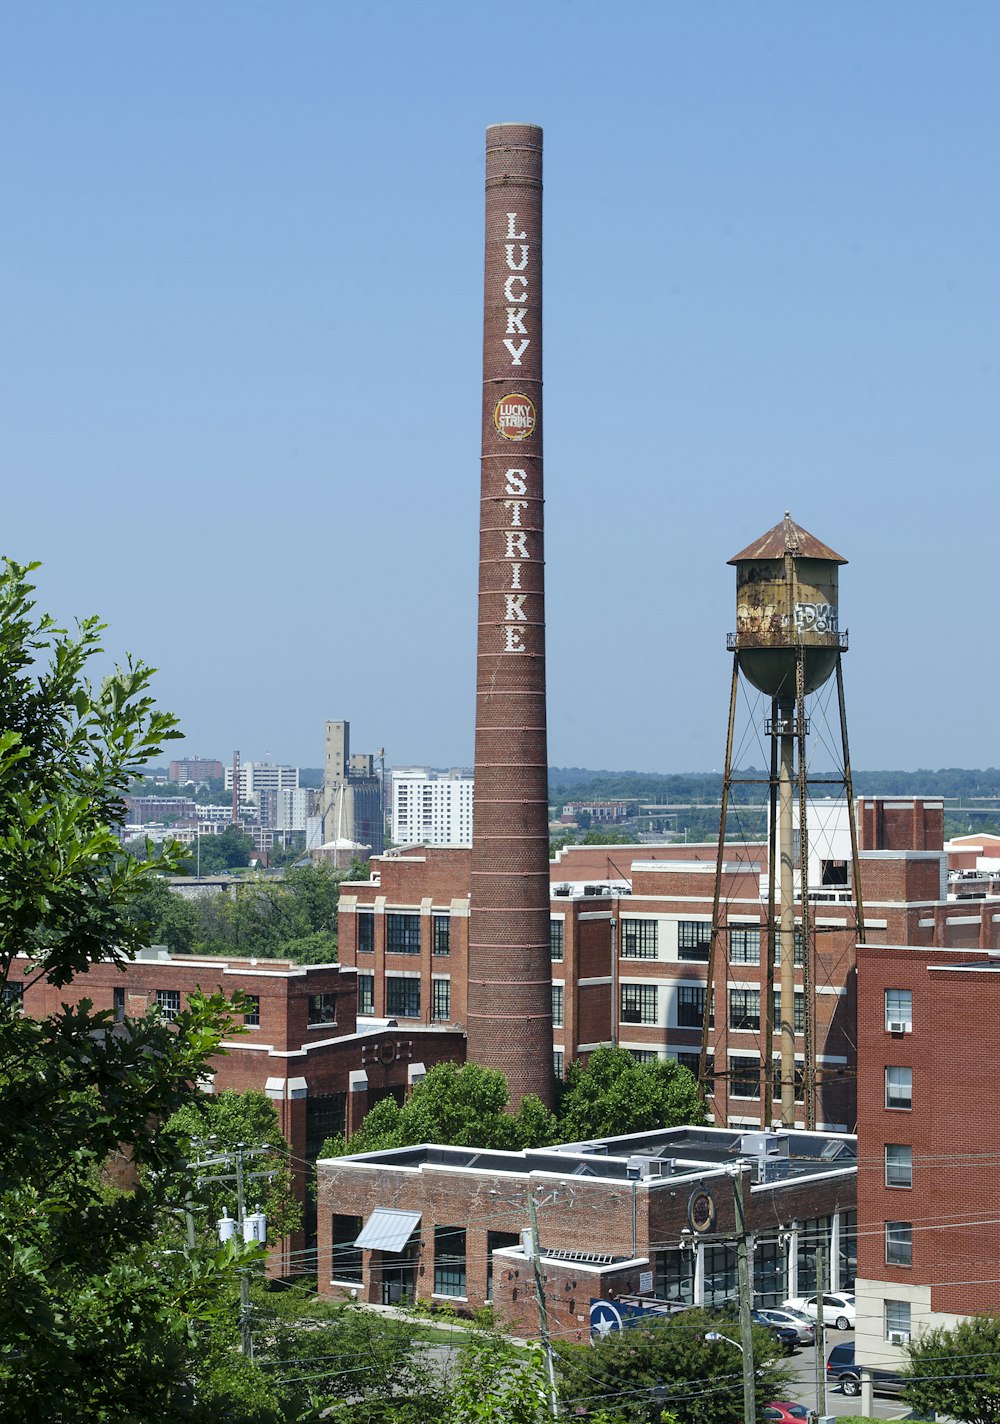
[698,514,866,1129]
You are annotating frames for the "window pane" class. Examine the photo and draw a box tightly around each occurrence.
[432,978,451,1021]
[885,1144,912,1187]
[308,992,337,1025]
[553,1050,564,1079]
[155,989,180,1022]
[620,983,657,1025]
[386,913,421,954]
[332,1214,364,1284]
[885,1066,912,1110]
[550,919,564,961]
[885,1222,912,1267]
[677,921,712,961]
[728,988,760,1031]
[774,928,805,967]
[729,926,760,965]
[677,985,712,1028]
[386,977,420,1018]
[432,915,450,956]
[885,1299,911,1337]
[729,1057,760,1098]
[357,913,375,953]
[885,989,912,1028]
[772,990,805,1033]
[551,984,564,1028]
[434,1226,466,1298]
[622,919,658,959]
[243,994,260,1027]
[358,973,375,1016]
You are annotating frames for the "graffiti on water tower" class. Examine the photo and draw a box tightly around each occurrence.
[793,601,838,634]
[736,601,839,637]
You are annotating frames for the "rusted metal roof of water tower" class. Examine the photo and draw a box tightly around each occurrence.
[728,512,848,566]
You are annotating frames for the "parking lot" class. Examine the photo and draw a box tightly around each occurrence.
[779,1333,910,1420]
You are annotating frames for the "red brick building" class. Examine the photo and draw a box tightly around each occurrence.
[316,1125,857,1337]
[854,942,1000,1367]
[10,948,463,1273]
[339,797,993,1132]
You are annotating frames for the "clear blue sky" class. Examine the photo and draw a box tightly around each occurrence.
[3,2,997,773]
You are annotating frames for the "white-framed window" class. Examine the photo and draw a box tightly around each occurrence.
[885,1066,912,1111]
[729,926,760,965]
[551,984,564,1028]
[885,1298,911,1340]
[885,1222,912,1267]
[155,989,180,1022]
[885,1144,912,1188]
[621,919,658,959]
[621,983,658,1025]
[885,989,913,1033]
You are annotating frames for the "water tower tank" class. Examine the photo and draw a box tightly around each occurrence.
[728,513,847,698]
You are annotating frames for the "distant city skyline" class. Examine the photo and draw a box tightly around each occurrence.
[5,3,998,772]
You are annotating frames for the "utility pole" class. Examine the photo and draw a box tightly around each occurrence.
[527,1190,560,1422]
[732,1169,757,1424]
[234,1143,253,1359]
[189,1139,273,1361]
[814,1242,827,1420]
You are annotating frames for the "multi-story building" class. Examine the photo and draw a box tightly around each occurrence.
[225,762,300,799]
[339,797,1000,1132]
[854,942,1000,1366]
[316,1124,857,1333]
[168,758,224,784]
[321,722,383,856]
[10,946,464,1273]
[391,768,474,847]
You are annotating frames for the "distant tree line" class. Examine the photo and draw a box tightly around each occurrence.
[124,861,345,964]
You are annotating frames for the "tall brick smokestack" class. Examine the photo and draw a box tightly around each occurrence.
[467,124,554,1110]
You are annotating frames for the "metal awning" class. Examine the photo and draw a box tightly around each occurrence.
[354,1208,421,1253]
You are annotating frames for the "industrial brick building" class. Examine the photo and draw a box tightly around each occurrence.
[10,948,463,1273]
[854,941,1000,1366]
[338,795,1000,1130]
[316,1125,857,1337]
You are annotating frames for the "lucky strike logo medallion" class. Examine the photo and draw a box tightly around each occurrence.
[494,393,536,441]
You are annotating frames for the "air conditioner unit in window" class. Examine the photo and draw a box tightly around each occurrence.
[888,1329,910,1346]
[886,1020,911,1034]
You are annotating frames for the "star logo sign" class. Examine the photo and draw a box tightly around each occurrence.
[589,1301,623,1340]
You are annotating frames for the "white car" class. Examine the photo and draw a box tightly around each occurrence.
[757,1306,816,1344]
[782,1292,855,1330]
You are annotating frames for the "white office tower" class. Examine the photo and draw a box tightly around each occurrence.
[391,769,474,847]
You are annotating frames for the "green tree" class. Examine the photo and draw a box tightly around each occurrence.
[0,559,262,1421]
[181,825,256,874]
[555,1310,790,1424]
[125,873,200,954]
[165,1089,302,1243]
[444,1325,550,1423]
[901,1315,1000,1424]
[324,1061,558,1157]
[557,1045,705,1141]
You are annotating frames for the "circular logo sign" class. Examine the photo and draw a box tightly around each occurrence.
[377,1040,397,1066]
[687,1187,717,1234]
[494,392,536,441]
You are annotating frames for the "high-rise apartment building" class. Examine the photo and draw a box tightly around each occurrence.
[391,769,473,847]
[224,762,299,798]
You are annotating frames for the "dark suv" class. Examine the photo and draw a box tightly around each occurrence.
[826,1342,906,1398]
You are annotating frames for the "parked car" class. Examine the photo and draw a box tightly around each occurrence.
[826,1341,905,1397]
[764,1406,812,1423]
[702,1302,799,1354]
[756,1307,816,1345]
[782,1291,856,1330]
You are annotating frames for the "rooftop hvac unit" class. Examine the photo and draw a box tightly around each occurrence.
[889,1330,910,1346]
